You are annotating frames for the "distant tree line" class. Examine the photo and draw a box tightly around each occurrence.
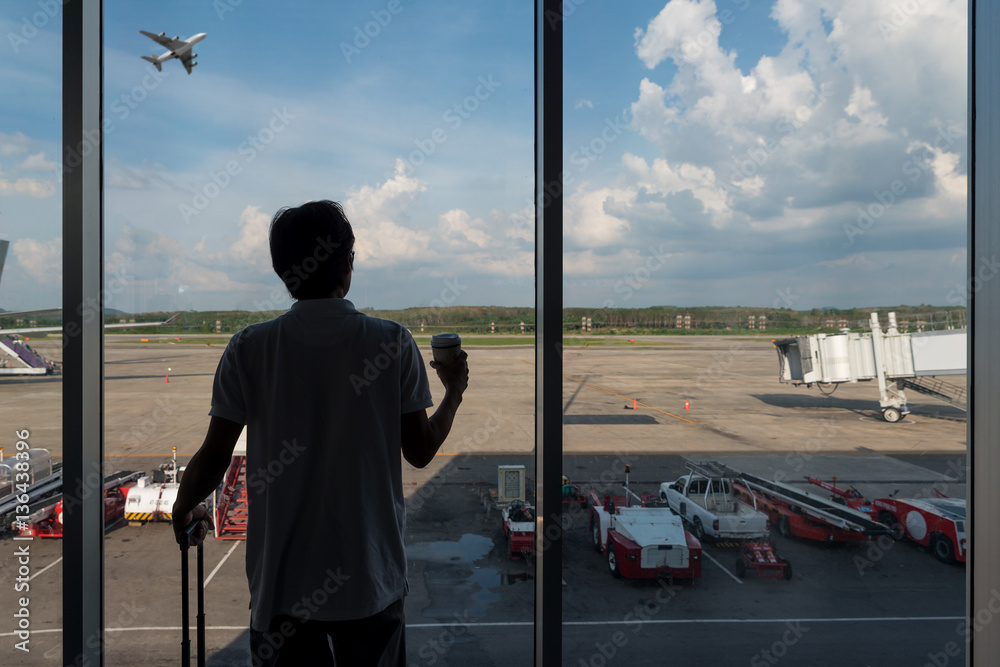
[1,304,964,337]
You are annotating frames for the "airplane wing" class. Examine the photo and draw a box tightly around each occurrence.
[0,307,61,319]
[139,30,187,52]
[0,313,181,336]
[180,52,195,75]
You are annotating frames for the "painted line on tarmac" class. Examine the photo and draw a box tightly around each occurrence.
[412,615,970,628]
[559,615,965,627]
[0,616,966,638]
[520,360,705,425]
[0,628,249,637]
[99,449,969,458]
[30,556,62,581]
[204,540,241,588]
[701,551,743,584]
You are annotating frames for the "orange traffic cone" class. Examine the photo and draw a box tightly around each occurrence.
[165,373,169,383]
[684,398,690,410]
[633,398,638,410]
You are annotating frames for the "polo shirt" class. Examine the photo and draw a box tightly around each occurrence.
[209,298,433,631]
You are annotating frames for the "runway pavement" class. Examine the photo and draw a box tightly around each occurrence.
[0,333,968,665]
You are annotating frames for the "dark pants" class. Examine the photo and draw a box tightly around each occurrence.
[249,598,406,666]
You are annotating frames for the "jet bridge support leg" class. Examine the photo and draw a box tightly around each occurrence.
[869,313,908,422]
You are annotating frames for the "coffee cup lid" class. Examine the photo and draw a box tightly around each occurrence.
[431,333,462,348]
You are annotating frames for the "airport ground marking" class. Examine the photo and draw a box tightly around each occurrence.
[520,360,706,425]
[1,616,968,638]
[29,556,62,581]
[701,551,743,584]
[204,540,241,588]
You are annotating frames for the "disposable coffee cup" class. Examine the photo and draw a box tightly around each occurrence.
[431,333,462,365]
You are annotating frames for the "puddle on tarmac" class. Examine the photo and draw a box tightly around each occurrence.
[407,533,493,563]
[409,533,531,619]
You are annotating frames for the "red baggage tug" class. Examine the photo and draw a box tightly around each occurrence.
[501,501,535,557]
[589,466,702,581]
[808,475,966,564]
[872,495,967,564]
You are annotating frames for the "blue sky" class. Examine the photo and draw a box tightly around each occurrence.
[0,0,968,313]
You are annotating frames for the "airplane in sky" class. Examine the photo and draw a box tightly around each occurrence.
[139,30,207,75]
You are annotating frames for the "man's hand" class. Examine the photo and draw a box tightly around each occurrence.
[170,416,243,546]
[430,350,469,397]
[173,503,214,547]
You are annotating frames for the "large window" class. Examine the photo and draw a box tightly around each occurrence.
[98,1,535,664]
[35,0,1000,665]
[562,2,969,665]
[0,1,64,661]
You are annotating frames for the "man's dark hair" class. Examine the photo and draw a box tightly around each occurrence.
[269,200,355,300]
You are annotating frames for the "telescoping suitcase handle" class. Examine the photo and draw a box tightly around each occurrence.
[180,519,206,667]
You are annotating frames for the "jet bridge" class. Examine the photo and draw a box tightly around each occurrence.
[774,312,966,422]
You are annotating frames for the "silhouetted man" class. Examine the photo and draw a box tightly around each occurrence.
[173,200,469,666]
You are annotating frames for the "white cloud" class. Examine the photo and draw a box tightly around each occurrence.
[623,153,729,220]
[436,209,492,250]
[13,237,61,286]
[626,0,965,220]
[19,152,55,172]
[228,205,272,270]
[0,141,56,198]
[565,185,635,248]
[634,0,720,69]
[575,99,594,109]
[0,132,32,157]
[107,171,146,190]
[105,224,272,304]
[0,174,55,198]
[556,0,966,307]
[342,159,431,267]
[844,85,888,128]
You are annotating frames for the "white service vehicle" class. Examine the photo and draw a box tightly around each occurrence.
[124,448,184,524]
[589,467,702,581]
[659,461,769,543]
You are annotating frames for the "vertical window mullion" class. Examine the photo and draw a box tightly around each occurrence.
[534,0,562,664]
[62,0,105,664]
[970,2,1000,664]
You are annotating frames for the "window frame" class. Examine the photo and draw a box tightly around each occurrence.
[60,0,995,664]
[968,1,998,663]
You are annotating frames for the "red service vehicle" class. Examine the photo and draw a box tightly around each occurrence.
[588,468,702,581]
[729,466,890,543]
[807,476,876,517]
[501,501,535,558]
[872,495,967,564]
[561,476,588,509]
[18,471,140,538]
[735,541,792,580]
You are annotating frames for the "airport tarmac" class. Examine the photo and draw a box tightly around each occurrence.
[0,333,969,665]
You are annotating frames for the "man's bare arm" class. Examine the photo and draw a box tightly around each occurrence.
[402,352,469,468]
[172,415,244,544]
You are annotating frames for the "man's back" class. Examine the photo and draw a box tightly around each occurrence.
[172,200,467,665]
[210,298,432,630]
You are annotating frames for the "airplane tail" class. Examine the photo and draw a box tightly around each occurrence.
[0,239,8,292]
[141,55,162,72]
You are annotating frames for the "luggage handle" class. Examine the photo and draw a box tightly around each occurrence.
[180,519,206,667]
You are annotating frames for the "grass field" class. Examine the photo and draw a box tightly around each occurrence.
[117,334,709,347]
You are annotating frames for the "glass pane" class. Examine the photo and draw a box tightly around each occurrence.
[564,2,967,664]
[0,1,64,663]
[103,2,533,664]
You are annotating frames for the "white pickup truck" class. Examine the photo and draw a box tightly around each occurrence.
[659,466,769,542]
